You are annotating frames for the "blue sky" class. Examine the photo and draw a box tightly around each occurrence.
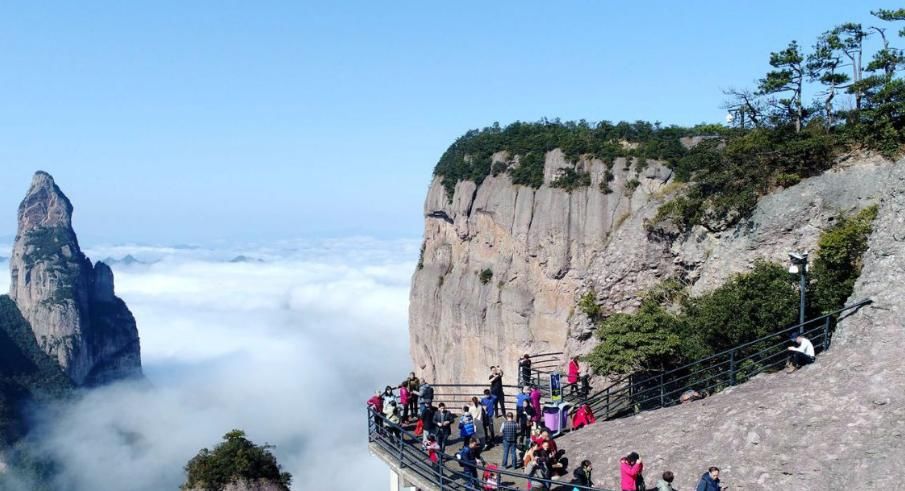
[0,1,899,244]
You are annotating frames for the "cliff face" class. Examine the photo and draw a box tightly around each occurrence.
[559,159,905,490]
[8,171,142,386]
[410,149,892,384]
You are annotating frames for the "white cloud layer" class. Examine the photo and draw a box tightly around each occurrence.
[7,238,418,490]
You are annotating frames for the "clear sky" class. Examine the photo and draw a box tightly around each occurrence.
[0,1,899,245]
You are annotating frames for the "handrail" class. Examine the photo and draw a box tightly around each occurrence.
[369,299,871,489]
[571,299,871,420]
[368,408,611,491]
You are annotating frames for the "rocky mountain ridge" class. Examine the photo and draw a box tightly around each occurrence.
[8,171,142,386]
[410,149,892,384]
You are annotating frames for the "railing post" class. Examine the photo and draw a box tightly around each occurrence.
[436,455,445,491]
[397,429,405,470]
[659,374,665,407]
[823,316,831,351]
[729,350,737,386]
[605,386,610,418]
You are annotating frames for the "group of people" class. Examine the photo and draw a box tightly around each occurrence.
[368,363,728,491]
[618,452,725,491]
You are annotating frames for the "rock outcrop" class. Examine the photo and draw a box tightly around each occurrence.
[559,159,905,490]
[410,149,892,384]
[8,171,142,386]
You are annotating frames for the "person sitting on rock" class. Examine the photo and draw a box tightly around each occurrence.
[787,333,815,370]
[695,466,723,491]
[571,403,597,430]
[571,460,593,487]
[657,470,677,491]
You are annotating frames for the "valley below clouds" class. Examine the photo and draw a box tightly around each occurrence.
[0,237,417,490]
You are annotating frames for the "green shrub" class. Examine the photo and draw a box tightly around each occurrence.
[433,119,699,197]
[551,167,592,191]
[586,300,684,374]
[625,179,641,195]
[509,152,545,188]
[479,268,493,284]
[774,172,802,187]
[810,205,879,314]
[577,291,602,320]
[182,430,292,491]
[586,262,799,376]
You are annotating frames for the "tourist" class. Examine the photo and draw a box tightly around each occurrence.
[423,434,441,465]
[421,403,437,439]
[516,386,531,422]
[459,405,477,443]
[695,466,723,491]
[516,403,530,447]
[579,373,591,399]
[499,412,519,469]
[657,470,677,491]
[468,398,487,448]
[571,403,597,430]
[383,400,401,438]
[419,380,434,413]
[382,385,396,407]
[532,430,557,455]
[548,444,569,478]
[567,356,580,396]
[398,384,410,422]
[530,385,542,422]
[488,366,506,416]
[519,354,532,386]
[571,460,593,488]
[620,452,644,491]
[787,333,815,370]
[402,372,420,419]
[367,389,384,414]
[481,389,497,442]
[525,441,551,488]
[433,403,455,453]
[458,438,484,490]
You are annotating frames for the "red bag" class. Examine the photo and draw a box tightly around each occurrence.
[414,419,424,436]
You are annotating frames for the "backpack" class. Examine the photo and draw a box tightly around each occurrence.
[414,419,424,436]
[455,447,468,467]
[422,384,434,400]
[461,414,475,436]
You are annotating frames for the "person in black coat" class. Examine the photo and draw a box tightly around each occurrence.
[571,459,593,487]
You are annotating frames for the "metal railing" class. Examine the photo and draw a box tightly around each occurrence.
[368,408,610,491]
[571,299,871,420]
[517,351,564,388]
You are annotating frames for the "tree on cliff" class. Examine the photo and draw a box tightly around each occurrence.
[181,430,292,491]
[759,41,807,132]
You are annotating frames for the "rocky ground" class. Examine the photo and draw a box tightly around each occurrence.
[558,161,905,490]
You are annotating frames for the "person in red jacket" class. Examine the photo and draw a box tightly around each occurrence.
[571,403,597,430]
[567,356,580,396]
[620,452,644,491]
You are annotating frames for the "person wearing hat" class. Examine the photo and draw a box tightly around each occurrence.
[787,333,815,370]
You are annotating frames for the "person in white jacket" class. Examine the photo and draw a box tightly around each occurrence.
[787,334,815,370]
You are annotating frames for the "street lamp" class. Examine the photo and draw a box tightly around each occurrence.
[788,252,809,331]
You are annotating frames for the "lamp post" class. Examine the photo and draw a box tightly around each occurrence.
[788,252,809,332]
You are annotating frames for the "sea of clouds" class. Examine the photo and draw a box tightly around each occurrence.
[0,237,417,490]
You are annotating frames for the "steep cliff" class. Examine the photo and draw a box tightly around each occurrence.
[8,171,142,386]
[0,293,72,445]
[560,159,905,490]
[410,148,892,384]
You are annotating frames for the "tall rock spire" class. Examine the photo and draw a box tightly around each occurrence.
[9,171,142,385]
